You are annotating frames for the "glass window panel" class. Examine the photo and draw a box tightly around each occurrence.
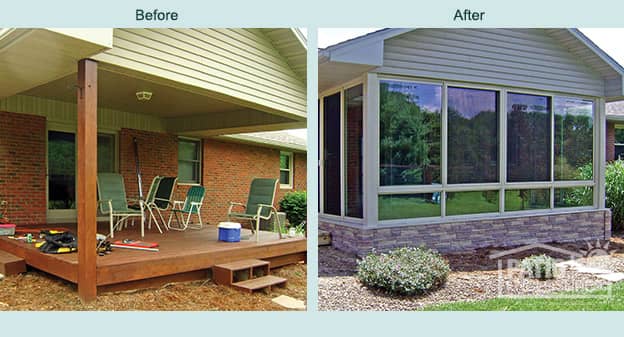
[323,92,341,215]
[178,140,198,161]
[446,191,499,216]
[615,128,624,144]
[507,93,551,182]
[280,171,290,185]
[616,145,624,160]
[48,131,76,210]
[280,153,290,169]
[379,80,441,186]
[448,87,499,184]
[345,84,364,218]
[178,162,197,183]
[555,187,593,208]
[554,97,593,180]
[97,133,115,173]
[379,193,441,220]
[505,189,550,211]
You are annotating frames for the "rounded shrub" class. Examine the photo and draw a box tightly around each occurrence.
[521,254,557,280]
[278,191,307,228]
[356,246,450,296]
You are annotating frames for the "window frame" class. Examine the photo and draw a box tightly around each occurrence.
[374,76,598,225]
[177,137,202,185]
[279,151,294,189]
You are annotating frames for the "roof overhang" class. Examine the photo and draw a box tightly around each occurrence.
[0,28,112,98]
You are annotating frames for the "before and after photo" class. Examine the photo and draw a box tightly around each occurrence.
[1,27,624,312]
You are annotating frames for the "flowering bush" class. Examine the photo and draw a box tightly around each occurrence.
[521,254,557,280]
[356,246,450,296]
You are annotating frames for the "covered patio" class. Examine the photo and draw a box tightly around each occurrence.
[0,28,307,301]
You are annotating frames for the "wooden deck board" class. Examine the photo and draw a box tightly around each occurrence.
[0,223,306,290]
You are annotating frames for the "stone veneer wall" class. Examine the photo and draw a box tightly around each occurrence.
[320,209,612,256]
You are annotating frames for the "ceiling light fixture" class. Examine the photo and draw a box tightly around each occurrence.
[136,91,153,101]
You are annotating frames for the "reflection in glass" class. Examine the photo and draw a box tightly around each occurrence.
[448,87,499,184]
[555,187,593,208]
[379,193,441,220]
[323,92,341,215]
[48,131,76,210]
[507,93,551,182]
[379,80,441,186]
[98,133,116,173]
[554,97,593,181]
[345,85,364,218]
[505,189,550,211]
[446,191,499,216]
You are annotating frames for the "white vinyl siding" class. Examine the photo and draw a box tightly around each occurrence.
[92,28,306,118]
[380,29,605,97]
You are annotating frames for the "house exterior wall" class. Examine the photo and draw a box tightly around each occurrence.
[607,121,615,161]
[0,110,306,227]
[0,111,47,225]
[91,28,306,118]
[379,29,605,97]
[321,209,611,256]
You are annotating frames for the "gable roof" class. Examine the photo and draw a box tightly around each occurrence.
[319,28,624,100]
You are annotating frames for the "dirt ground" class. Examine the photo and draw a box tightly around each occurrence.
[0,263,306,311]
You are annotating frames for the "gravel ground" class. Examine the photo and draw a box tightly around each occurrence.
[318,235,624,311]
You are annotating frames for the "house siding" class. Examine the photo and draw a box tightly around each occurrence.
[0,111,47,225]
[379,29,605,97]
[92,28,306,118]
[321,209,611,256]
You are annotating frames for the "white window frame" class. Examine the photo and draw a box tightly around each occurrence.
[280,151,294,189]
[178,137,202,185]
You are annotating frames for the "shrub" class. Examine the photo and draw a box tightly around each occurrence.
[356,247,450,296]
[606,160,624,231]
[521,254,557,280]
[278,191,307,228]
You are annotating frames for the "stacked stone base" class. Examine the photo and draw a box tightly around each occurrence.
[320,209,612,256]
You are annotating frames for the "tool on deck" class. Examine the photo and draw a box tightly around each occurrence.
[133,137,144,201]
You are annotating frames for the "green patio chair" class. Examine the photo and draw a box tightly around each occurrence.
[168,185,205,231]
[146,176,177,231]
[227,178,283,242]
[97,173,146,238]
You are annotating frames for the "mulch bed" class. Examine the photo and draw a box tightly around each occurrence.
[319,232,624,311]
[0,263,306,311]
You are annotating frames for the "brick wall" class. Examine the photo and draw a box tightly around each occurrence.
[118,128,179,201]
[0,111,47,225]
[607,121,615,161]
[202,139,307,226]
[320,209,612,256]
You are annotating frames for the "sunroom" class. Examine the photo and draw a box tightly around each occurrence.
[318,28,624,255]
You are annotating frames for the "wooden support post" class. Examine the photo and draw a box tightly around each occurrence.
[77,59,98,302]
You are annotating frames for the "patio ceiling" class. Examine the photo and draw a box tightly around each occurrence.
[21,67,303,136]
[0,28,112,99]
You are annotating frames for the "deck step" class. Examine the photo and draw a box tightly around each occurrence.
[0,249,26,276]
[214,259,269,271]
[213,259,271,286]
[232,275,287,293]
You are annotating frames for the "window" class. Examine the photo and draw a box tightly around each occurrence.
[371,78,597,221]
[507,93,551,182]
[323,92,341,216]
[178,138,201,184]
[554,97,593,180]
[345,84,364,218]
[615,128,624,160]
[97,133,116,173]
[448,87,499,184]
[379,80,442,186]
[280,151,293,188]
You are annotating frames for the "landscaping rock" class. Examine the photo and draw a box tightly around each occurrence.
[596,273,624,282]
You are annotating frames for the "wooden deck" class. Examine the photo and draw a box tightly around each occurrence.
[0,223,306,293]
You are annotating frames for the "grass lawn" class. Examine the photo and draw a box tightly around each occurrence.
[426,281,624,311]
